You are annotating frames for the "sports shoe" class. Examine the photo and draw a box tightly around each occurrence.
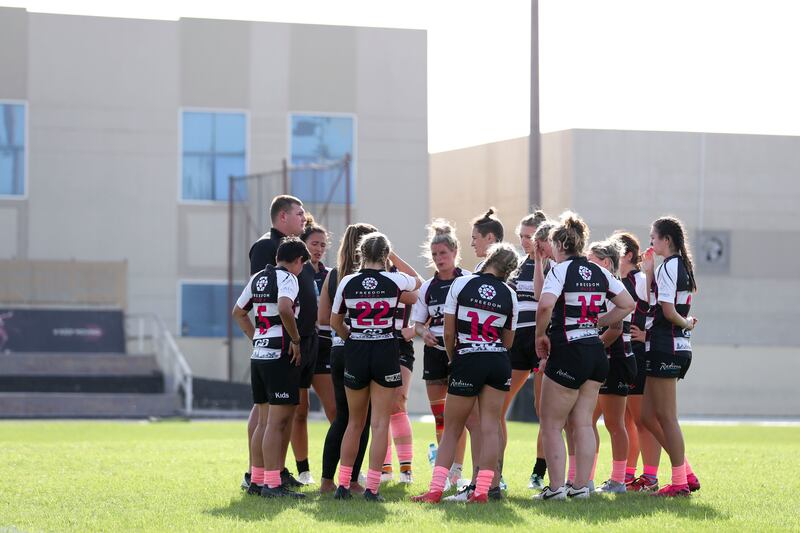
[627,475,658,492]
[467,491,488,504]
[241,472,251,490]
[687,473,701,492]
[499,476,508,491]
[411,490,443,503]
[364,489,385,502]
[281,468,303,488]
[566,485,591,499]
[444,484,474,502]
[533,486,566,501]
[297,471,316,485]
[246,482,263,496]
[654,483,690,497]
[399,470,413,484]
[488,486,503,501]
[261,485,306,499]
[381,470,394,483]
[334,485,352,500]
[596,479,627,494]
[448,467,463,488]
[528,473,545,490]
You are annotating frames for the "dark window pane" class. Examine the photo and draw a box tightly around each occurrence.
[182,154,213,200]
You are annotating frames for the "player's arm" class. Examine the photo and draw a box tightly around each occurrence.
[399,290,419,305]
[599,320,623,348]
[598,291,635,328]
[232,305,254,341]
[318,275,333,327]
[443,313,457,363]
[660,301,698,331]
[389,251,423,290]
[278,296,301,365]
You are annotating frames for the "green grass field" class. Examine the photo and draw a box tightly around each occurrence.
[1,420,798,532]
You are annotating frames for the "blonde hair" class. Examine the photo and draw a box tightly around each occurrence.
[550,211,590,256]
[422,219,461,268]
[534,221,556,242]
[588,239,622,275]
[479,242,519,281]
[358,232,392,267]
[337,223,378,282]
[516,210,548,234]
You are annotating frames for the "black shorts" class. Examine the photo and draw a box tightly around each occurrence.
[448,351,512,397]
[628,350,648,395]
[298,334,319,388]
[251,357,300,405]
[646,350,691,379]
[545,341,608,390]
[315,335,332,375]
[398,339,415,372]
[423,345,450,381]
[343,338,402,390]
[509,327,538,371]
[599,356,636,396]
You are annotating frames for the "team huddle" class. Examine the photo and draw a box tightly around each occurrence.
[233,195,700,503]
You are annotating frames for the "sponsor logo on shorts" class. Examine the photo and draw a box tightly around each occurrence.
[556,369,576,381]
[274,391,290,399]
[385,372,402,383]
[674,338,691,351]
[478,284,497,300]
[578,265,593,281]
[362,277,378,290]
[450,379,473,388]
[256,276,269,291]
[618,381,628,390]
[660,362,681,372]
[504,378,512,386]
[344,370,356,380]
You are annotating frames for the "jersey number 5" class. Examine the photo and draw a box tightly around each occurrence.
[355,301,391,326]
[466,311,500,342]
[256,305,271,334]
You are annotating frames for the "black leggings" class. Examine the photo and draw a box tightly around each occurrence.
[321,345,370,481]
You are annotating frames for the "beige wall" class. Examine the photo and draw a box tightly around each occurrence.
[429,136,530,271]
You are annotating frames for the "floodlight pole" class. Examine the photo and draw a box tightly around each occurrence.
[529,0,541,209]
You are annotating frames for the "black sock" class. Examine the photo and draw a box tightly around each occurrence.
[533,457,547,477]
[296,459,310,474]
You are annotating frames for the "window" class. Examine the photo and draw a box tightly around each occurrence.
[290,114,355,204]
[181,111,247,201]
[0,102,26,197]
[180,282,243,338]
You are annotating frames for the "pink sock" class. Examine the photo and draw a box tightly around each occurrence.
[384,431,393,466]
[366,468,382,493]
[611,460,627,483]
[265,469,282,489]
[671,463,687,486]
[430,465,449,493]
[251,466,265,486]
[338,465,353,489]
[643,464,658,478]
[474,469,494,497]
[391,412,414,463]
[567,455,576,483]
[684,458,695,477]
[626,466,637,477]
[590,453,599,481]
[397,444,414,466]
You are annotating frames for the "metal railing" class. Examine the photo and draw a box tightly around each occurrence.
[126,313,193,415]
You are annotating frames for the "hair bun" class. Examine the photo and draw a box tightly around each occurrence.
[485,207,496,217]
[430,219,453,236]
[304,213,316,227]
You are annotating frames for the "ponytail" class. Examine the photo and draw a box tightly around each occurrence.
[652,216,697,291]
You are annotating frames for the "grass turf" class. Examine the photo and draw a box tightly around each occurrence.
[0,420,798,532]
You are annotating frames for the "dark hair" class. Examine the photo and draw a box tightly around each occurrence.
[276,236,310,263]
[270,195,303,223]
[517,210,548,233]
[652,216,697,291]
[337,223,378,282]
[358,232,392,266]
[472,207,504,242]
[480,242,519,281]
[550,211,589,256]
[301,213,328,243]
[611,231,641,268]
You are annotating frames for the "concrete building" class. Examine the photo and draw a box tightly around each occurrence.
[0,8,428,381]
[430,129,800,416]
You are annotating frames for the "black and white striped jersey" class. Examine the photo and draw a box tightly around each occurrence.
[621,269,648,353]
[312,263,333,340]
[411,268,470,350]
[602,298,629,359]
[326,267,346,347]
[651,255,694,355]
[508,257,556,329]
[542,256,625,346]
[332,269,417,341]
[236,265,299,360]
[444,273,518,355]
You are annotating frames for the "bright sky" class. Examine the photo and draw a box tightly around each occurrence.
[4,0,800,152]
